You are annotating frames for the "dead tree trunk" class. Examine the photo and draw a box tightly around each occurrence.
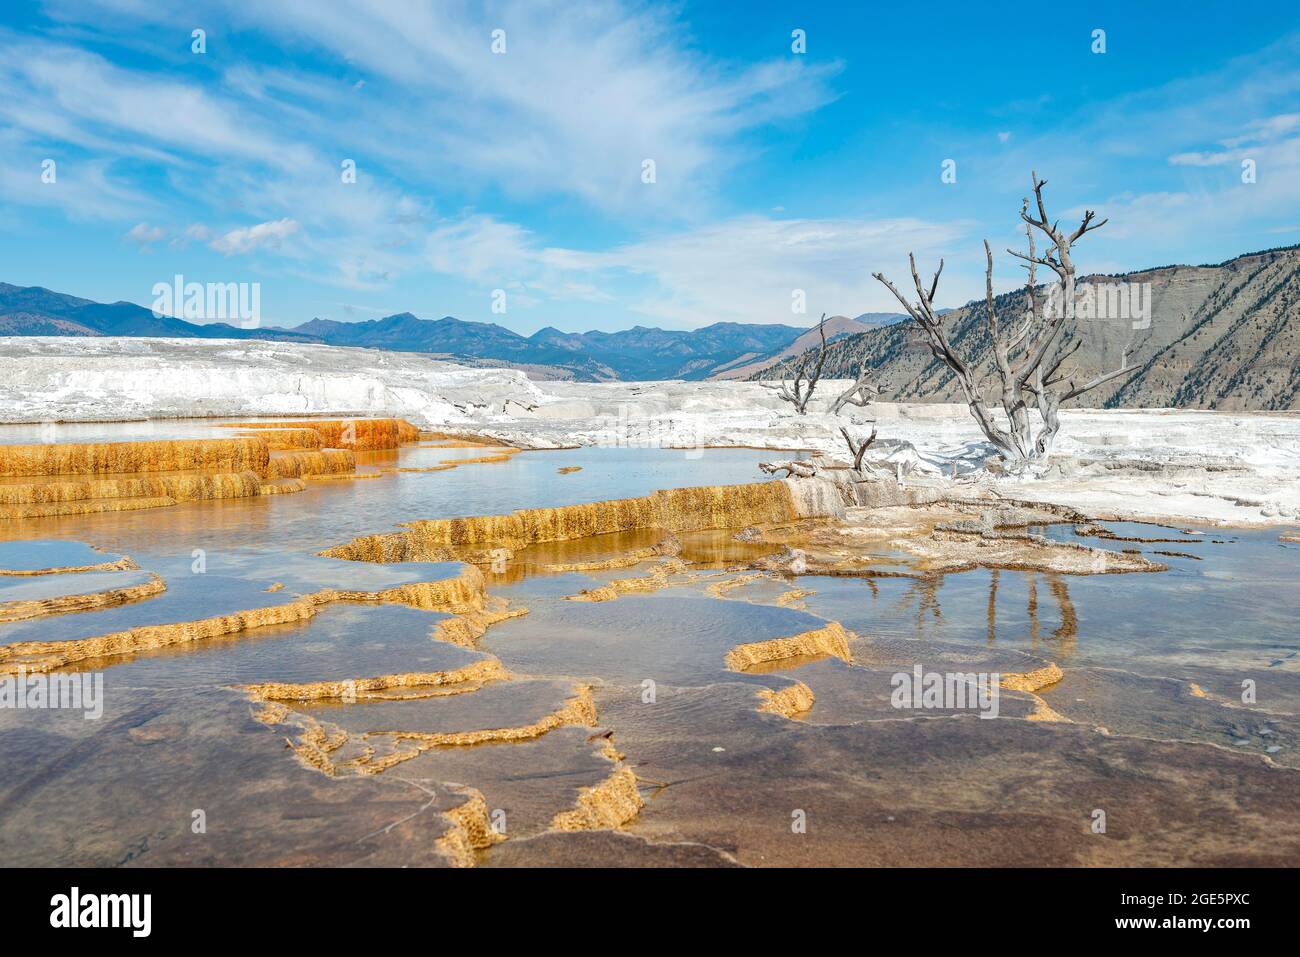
[759,317,882,479]
[758,459,819,478]
[872,171,1136,467]
[761,314,829,415]
[840,424,877,471]
[829,345,880,414]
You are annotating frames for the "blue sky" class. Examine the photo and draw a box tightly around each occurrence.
[2,0,1299,333]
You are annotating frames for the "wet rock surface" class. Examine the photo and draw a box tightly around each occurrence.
[0,687,461,867]
[0,422,1295,867]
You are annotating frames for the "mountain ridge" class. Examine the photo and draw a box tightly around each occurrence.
[6,239,1296,401]
[270,311,810,378]
[749,244,1300,411]
[0,282,815,380]
[709,313,904,380]
[0,282,318,343]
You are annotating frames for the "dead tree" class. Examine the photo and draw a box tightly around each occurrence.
[829,344,881,414]
[839,424,877,471]
[762,314,829,414]
[760,316,881,478]
[757,459,820,478]
[872,171,1136,466]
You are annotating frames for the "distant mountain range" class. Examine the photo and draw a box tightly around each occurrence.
[0,281,905,381]
[0,283,318,343]
[751,244,1300,411]
[281,313,813,380]
[9,239,1297,406]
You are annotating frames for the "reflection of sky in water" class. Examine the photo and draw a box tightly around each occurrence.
[0,549,463,648]
[797,526,1299,674]
[0,538,124,570]
[0,435,792,689]
[0,422,1296,867]
[483,590,827,687]
[0,435,782,560]
[0,568,154,602]
[63,603,472,691]
[0,417,1294,686]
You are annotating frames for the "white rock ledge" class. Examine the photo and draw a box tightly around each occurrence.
[2,337,1298,527]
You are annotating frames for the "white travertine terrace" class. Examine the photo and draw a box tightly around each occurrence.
[3,336,1298,526]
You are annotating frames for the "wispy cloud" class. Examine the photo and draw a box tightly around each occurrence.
[215,0,840,214]
[31,0,837,217]
[209,218,300,256]
[6,4,1300,329]
[961,33,1300,271]
[418,212,973,325]
[124,222,165,246]
[0,35,312,170]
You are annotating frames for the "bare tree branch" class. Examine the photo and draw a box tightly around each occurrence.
[874,254,1022,459]
[874,171,1141,466]
[839,424,877,472]
[761,314,829,414]
[829,342,880,414]
[758,459,819,478]
[1059,344,1134,402]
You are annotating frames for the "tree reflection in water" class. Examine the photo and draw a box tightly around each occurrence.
[904,568,1078,655]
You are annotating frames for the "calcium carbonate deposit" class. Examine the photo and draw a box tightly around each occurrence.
[4,337,1298,526]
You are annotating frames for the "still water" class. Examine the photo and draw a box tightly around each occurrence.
[1,420,1296,866]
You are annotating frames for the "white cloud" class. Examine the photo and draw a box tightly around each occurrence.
[970,34,1300,267]
[125,222,165,245]
[0,129,153,220]
[425,216,537,284]
[168,222,213,249]
[1094,124,1300,245]
[579,216,977,325]
[210,218,300,255]
[38,0,839,215]
[1221,112,1300,148]
[3,2,843,304]
[0,37,313,172]
[17,3,1300,324]
[1168,151,1236,167]
[419,212,973,326]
